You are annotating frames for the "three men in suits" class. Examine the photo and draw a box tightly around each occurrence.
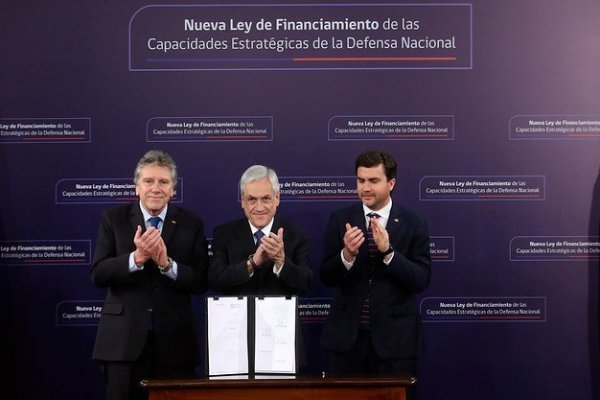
[320,150,431,377]
[91,150,209,400]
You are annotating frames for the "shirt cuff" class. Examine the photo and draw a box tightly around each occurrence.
[160,260,178,280]
[340,249,354,270]
[128,252,143,272]
[383,252,394,265]
[273,262,285,277]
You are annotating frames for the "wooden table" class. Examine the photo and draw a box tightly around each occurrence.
[140,375,416,400]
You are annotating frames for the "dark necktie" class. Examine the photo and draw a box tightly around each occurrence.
[366,212,380,256]
[148,216,161,228]
[254,230,264,249]
[362,212,380,327]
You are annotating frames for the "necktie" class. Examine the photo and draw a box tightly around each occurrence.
[147,216,162,330]
[254,230,264,249]
[366,212,380,256]
[362,212,380,327]
[148,216,161,228]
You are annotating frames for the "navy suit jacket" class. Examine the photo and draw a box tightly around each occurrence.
[320,202,431,359]
[91,202,209,365]
[209,216,312,296]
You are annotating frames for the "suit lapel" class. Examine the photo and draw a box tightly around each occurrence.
[129,202,145,233]
[162,206,178,244]
[270,216,282,237]
[386,205,404,243]
[239,219,257,254]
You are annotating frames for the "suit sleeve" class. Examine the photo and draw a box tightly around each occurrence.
[385,215,431,293]
[208,225,252,292]
[169,215,209,295]
[319,212,352,287]
[90,209,135,288]
[277,226,312,294]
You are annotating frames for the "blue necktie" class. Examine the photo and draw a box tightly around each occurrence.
[254,230,264,249]
[148,216,161,228]
[147,216,161,330]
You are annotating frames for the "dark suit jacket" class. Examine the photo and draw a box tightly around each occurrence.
[208,216,312,370]
[209,216,312,296]
[320,203,431,359]
[91,202,208,366]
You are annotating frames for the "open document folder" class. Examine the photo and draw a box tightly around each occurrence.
[207,296,297,376]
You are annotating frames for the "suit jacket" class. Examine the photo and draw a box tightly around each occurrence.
[209,216,312,296]
[91,202,209,365]
[320,202,431,359]
[209,216,312,370]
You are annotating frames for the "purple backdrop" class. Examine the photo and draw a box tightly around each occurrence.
[1,1,599,399]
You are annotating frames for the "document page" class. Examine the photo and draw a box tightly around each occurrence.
[207,296,249,375]
[254,297,297,374]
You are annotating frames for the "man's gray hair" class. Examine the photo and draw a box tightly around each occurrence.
[239,165,280,196]
[133,150,177,186]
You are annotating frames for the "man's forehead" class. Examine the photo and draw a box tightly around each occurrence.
[357,164,386,178]
[244,179,276,197]
[139,165,172,179]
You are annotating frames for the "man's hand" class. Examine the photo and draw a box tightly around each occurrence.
[260,227,285,268]
[343,223,365,262]
[252,244,267,268]
[370,217,391,253]
[133,225,162,265]
[152,237,169,268]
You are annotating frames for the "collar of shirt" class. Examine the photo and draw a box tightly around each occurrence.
[248,218,274,242]
[363,199,392,228]
[140,201,168,231]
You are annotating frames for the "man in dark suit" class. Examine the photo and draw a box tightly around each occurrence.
[208,165,312,371]
[320,150,431,378]
[91,150,209,400]
[209,165,311,296]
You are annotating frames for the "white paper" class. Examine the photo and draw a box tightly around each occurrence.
[254,297,297,374]
[208,374,249,380]
[253,374,296,380]
[207,296,249,376]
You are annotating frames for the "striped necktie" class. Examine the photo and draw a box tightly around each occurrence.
[366,212,380,256]
[361,212,379,327]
